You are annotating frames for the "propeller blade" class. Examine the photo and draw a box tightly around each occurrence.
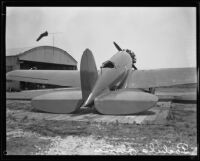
[132,64,137,70]
[113,41,122,51]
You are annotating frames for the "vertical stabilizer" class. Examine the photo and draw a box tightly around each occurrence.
[80,49,98,102]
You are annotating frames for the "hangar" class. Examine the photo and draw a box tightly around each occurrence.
[6,46,78,91]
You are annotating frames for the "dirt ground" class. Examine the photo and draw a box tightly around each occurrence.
[6,86,197,155]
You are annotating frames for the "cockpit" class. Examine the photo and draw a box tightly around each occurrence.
[100,51,132,70]
[101,60,115,68]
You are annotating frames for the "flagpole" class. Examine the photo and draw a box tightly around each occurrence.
[49,32,62,56]
[53,34,54,55]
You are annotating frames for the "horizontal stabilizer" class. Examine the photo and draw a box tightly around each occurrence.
[94,89,158,115]
[32,90,82,113]
[6,70,81,87]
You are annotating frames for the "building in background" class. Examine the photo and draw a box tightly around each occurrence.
[6,46,77,91]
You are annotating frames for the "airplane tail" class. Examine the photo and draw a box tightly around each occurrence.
[80,49,98,102]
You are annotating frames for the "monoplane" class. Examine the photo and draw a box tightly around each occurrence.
[6,42,196,115]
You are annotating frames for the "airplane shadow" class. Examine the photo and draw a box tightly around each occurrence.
[71,108,156,116]
[70,107,99,116]
[31,108,48,113]
[133,110,156,116]
[31,107,156,116]
[30,107,98,115]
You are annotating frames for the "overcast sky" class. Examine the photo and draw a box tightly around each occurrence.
[6,7,196,69]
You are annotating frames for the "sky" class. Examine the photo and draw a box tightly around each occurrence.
[6,7,196,69]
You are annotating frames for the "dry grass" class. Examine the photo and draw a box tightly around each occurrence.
[6,85,197,155]
[6,101,197,155]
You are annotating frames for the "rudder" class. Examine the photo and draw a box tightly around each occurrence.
[80,49,98,102]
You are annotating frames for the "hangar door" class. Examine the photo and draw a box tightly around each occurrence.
[18,46,77,90]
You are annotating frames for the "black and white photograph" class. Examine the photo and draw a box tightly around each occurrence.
[5,6,197,155]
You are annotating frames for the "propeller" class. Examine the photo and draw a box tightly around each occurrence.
[113,41,122,51]
[113,41,137,70]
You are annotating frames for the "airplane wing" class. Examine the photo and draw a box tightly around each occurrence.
[7,67,197,89]
[6,70,81,87]
[127,67,197,88]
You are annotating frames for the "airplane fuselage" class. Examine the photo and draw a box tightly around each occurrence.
[83,51,133,106]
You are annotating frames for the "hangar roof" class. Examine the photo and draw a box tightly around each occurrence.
[6,47,35,56]
[6,46,77,66]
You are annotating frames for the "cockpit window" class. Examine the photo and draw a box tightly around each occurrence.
[101,61,115,68]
